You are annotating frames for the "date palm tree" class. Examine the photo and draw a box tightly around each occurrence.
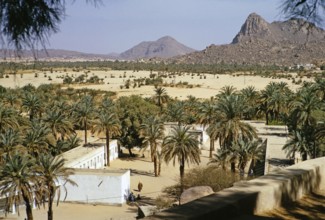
[36,153,76,220]
[43,109,74,141]
[259,82,277,125]
[0,128,22,160]
[166,101,186,126]
[313,77,325,101]
[0,153,39,220]
[140,116,164,176]
[240,86,259,120]
[283,130,310,161]
[22,92,43,121]
[92,112,120,167]
[197,100,220,158]
[216,94,258,150]
[162,125,200,191]
[153,87,169,113]
[0,104,19,133]
[23,121,52,157]
[73,95,95,144]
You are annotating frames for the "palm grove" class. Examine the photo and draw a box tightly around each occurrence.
[0,0,324,219]
[0,75,323,218]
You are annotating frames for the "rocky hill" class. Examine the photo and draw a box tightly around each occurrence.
[172,13,325,66]
[119,36,195,60]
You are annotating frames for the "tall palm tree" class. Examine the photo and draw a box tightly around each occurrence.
[3,89,21,108]
[198,100,219,158]
[290,88,321,129]
[240,86,259,120]
[283,130,310,161]
[153,87,169,113]
[36,154,76,220]
[312,77,325,101]
[92,112,121,167]
[0,104,19,133]
[0,128,22,160]
[22,92,43,121]
[140,116,164,176]
[210,138,266,174]
[43,109,74,141]
[73,95,95,144]
[165,101,186,126]
[23,121,52,157]
[259,82,277,125]
[218,86,237,98]
[162,125,200,191]
[0,153,39,220]
[216,94,258,150]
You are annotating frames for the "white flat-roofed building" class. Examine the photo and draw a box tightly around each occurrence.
[61,140,119,169]
[59,169,130,205]
[57,139,130,205]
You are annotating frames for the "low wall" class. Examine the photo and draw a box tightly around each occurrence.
[147,157,325,219]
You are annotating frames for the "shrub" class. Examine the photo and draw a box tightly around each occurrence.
[163,166,239,198]
[155,195,174,210]
[63,76,73,84]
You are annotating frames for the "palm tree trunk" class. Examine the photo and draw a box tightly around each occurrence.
[158,159,161,176]
[106,129,110,167]
[302,152,307,161]
[265,111,269,125]
[180,156,185,192]
[209,138,214,158]
[153,154,158,177]
[231,162,236,173]
[48,187,54,220]
[84,119,88,144]
[150,143,154,162]
[22,194,33,220]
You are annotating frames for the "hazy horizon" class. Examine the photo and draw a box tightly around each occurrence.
[47,0,284,54]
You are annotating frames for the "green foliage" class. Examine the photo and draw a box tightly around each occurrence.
[116,95,159,155]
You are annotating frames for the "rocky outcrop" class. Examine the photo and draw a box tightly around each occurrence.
[232,13,272,44]
[171,13,325,66]
[180,186,214,205]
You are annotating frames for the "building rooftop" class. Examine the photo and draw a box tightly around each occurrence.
[73,168,129,176]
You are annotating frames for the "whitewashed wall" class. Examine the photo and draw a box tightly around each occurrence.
[59,169,130,205]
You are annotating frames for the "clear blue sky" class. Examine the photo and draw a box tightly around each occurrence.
[48,0,284,54]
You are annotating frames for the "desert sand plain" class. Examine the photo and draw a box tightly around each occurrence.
[0,70,315,220]
[0,70,312,100]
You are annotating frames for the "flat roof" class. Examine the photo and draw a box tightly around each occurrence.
[60,140,117,165]
[73,168,129,176]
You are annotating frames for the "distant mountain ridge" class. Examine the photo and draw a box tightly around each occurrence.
[172,13,325,66]
[0,49,117,60]
[119,36,195,60]
[0,36,195,61]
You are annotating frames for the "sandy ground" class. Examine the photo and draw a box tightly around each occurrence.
[0,70,313,100]
[1,149,211,220]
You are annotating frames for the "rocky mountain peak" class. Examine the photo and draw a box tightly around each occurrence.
[171,13,325,66]
[232,13,271,44]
